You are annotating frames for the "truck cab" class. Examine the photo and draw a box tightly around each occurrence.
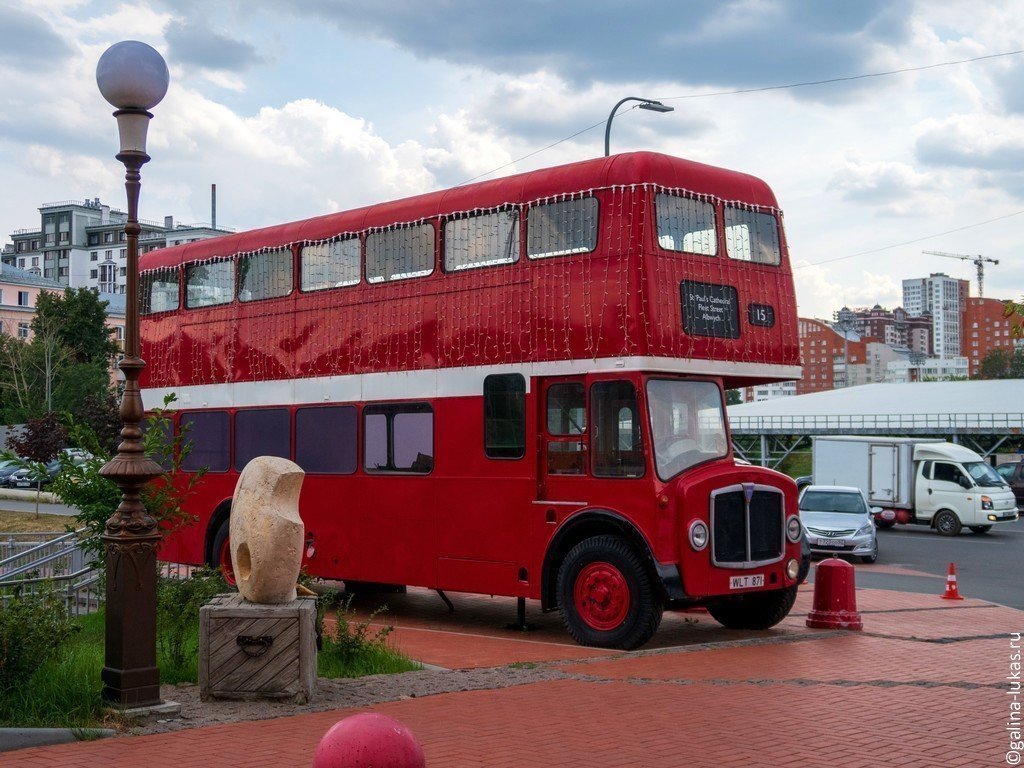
[911,443,1019,535]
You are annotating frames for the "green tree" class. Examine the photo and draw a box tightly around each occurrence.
[32,288,119,368]
[725,389,742,405]
[1005,298,1023,334]
[977,348,1024,379]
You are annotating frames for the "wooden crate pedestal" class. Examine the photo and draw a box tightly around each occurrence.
[200,593,316,703]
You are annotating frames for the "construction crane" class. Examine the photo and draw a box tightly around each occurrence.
[921,250,999,297]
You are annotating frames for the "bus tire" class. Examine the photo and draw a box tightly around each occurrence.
[933,510,962,537]
[556,535,662,650]
[707,585,798,630]
[211,519,236,587]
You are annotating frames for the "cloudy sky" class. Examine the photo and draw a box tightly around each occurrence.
[1,0,1022,318]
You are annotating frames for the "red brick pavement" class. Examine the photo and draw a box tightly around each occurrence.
[4,587,1018,767]
[6,678,1007,767]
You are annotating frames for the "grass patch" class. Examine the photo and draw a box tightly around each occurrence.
[0,509,72,532]
[317,595,419,679]
[317,640,420,678]
[1,590,419,728]
[0,612,105,729]
[777,450,811,479]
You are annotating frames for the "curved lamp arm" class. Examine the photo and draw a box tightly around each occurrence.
[604,96,673,157]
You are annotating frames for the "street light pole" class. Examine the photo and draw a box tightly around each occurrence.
[95,40,170,709]
[604,96,674,157]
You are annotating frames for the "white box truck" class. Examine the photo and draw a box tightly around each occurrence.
[811,436,1019,536]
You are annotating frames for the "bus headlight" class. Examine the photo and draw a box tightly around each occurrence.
[981,496,993,510]
[786,559,800,580]
[689,520,709,551]
[786,516,802,543]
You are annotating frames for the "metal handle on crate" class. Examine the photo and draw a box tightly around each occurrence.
[237,635,273,657]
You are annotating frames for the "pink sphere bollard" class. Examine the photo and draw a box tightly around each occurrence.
[805,556,863,630]
[312,713,426,768]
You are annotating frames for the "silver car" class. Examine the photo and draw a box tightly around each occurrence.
[798,485,879,564]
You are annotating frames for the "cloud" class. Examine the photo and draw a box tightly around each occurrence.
[0,5,72,66]
[164,17,266,72]
[915,114,1024,170]
[794,259,902,316]
[826,157,948,217]
[267,0,913,98]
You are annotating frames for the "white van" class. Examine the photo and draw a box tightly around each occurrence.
[812,436,1019,536]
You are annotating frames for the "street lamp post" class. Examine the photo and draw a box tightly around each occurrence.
[95,40,170,709]
[604,96,674,157]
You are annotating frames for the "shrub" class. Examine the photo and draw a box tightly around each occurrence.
[0,587,76,694]
[157,567,228,682]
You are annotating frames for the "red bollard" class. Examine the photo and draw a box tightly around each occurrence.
[805,556,863,630]
[312,713,426,768]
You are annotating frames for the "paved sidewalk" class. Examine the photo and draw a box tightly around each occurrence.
[4,585,1019,767]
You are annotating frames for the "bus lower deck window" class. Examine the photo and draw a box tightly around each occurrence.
[180,411,230,472]
[364,403,434,473]
[484,374,525,459]
[234,408,290,471]
[295,406,357,474]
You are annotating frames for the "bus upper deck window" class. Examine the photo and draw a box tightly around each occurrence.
[185,259,234,308]
[655,193,716,256]
[724,207,781,265]
[445,209,520,272]
[238,248,293,302]
[366,223,434,283]
[527,197,598,259]
[141,268,179,314]
[301,238,360,291]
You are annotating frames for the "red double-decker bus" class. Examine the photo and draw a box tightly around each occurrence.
[140,151,805,649]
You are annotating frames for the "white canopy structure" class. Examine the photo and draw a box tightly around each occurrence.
[728,380,1024,466]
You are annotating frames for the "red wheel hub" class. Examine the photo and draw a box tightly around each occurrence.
[219,534,236,587]
[573,561,630,631]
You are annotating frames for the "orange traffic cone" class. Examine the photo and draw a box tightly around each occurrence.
[941,562,964,600]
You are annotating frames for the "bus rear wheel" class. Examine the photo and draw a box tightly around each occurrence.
[556,535,662,650]
[707,585,798,630]
[211,520,236,587]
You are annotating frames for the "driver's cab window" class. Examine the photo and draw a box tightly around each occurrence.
[933,462,966,485]
[546,383,585,474]
[591,380,644,478]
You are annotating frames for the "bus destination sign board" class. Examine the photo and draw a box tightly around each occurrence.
[680,281,740,339]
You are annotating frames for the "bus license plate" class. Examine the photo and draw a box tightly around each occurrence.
[729,574,764,590]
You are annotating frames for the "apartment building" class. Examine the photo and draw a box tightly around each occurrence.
[4,199,229,295]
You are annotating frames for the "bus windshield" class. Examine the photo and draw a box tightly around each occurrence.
[646,379,728,480]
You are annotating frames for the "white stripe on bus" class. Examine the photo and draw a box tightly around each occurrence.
[141,357,801,410]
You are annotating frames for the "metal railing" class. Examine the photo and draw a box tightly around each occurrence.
[0,530,71,561]
[0,529,204,617]
[730,412,1024,434]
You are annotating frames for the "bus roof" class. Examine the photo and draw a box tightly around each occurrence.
[140,152,780,271]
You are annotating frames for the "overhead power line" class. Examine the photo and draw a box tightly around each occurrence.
[659,48,1024,101]
[794,209,1024,269]
[459,48,1024,185]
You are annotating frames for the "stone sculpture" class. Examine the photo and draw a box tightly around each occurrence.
[229,456,305,604]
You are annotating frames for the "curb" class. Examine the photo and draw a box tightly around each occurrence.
[0,488,59,504]
[0,728,115,752]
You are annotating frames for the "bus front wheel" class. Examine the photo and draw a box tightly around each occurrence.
[211,520,236,587]
[556,535,662,650]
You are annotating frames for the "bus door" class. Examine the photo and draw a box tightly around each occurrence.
[540,377,590,503]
